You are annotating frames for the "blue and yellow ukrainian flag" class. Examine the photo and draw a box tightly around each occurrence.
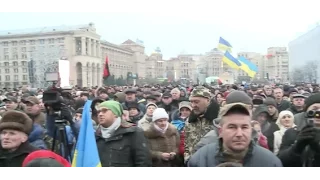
[217,37,232,52]
[222,51,241,70]
[238,56,258,78]
[72,100,102,167]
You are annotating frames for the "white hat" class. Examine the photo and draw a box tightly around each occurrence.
[152,108,169,122]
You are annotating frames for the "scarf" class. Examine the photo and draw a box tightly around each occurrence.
[145,115,152,122]
[100,117,121,139]
[154,122,169,134]
[171,119,185,132]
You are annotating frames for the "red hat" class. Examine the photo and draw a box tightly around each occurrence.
[22,150,71,167]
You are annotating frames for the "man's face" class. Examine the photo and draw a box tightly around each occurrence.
[25,102,40,115]
[97,108,116,127]
[4,101,17,110]
[171,91,180,100]
[189,96,209,115]
[125,93,136,102]
[273,89,283,99]
[162,97,172,105]
[292,98,305,107]
[219,114,252,152]
[0,129,27,150]
[81,95,88,101]
[99,93,108,99]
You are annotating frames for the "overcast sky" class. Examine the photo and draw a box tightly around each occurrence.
[1,0,319,59]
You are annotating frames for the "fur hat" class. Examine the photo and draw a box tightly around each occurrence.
[0,110,33,134]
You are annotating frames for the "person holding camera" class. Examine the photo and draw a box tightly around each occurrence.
[278,93,320,167]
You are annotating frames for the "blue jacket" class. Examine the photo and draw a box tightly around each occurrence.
[29,124,47,149]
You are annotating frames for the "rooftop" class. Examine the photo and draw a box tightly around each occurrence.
[0,24,94,36]
[100,40,133,53]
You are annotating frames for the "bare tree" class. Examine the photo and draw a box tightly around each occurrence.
[291,60,318,83]
[291,67,305,83]
[304,60,318,83]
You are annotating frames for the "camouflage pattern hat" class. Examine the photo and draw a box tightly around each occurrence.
[190,86,211,99]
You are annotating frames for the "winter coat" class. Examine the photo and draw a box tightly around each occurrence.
[29,124,47,149]
[137,115,152,131]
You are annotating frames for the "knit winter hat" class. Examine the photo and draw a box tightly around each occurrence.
[304,93,320,111]
[0,110,33,135]
[99,101,123,117]
[152,108,169,122]
[146,102,157,109]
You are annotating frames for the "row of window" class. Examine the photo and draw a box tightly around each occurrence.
[0,75,28,81]
[1,61,28,66]
[1,38,65,47]
[0,68,28,73]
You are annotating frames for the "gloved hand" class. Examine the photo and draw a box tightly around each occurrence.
[309,128,320,153]
[294,125,317,153]
[60,107,73,123]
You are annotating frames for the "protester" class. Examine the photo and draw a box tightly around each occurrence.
[96,100,151,167]
[188,103,282,167]
[0,111,38,167]
[144,108,180,167]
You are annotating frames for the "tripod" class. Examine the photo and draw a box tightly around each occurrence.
[52,119,72,161]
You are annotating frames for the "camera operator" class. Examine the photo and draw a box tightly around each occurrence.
[278,93,320,167]
[44,89,79,157]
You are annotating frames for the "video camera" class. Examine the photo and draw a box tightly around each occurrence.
[306,110,320,126]
[43,86,73,122]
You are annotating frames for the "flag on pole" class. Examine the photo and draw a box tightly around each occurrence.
[72,100,102,167]
[103,56,110,79]
[217,37,233,52]
[222,51,241,70]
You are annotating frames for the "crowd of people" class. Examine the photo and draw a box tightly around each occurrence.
[0,83,319,167]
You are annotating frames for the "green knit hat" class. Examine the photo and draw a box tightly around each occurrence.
[98,101,123,117]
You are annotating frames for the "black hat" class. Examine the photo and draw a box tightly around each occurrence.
[125,89,137,94]
[162,92,172,98]
[304,93,320,111]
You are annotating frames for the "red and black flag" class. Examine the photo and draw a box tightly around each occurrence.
[103,56,110,79]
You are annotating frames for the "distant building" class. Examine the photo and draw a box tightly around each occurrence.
[0,23,147,88]
[265,47,289,83]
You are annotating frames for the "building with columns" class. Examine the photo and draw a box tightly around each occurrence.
[0,23,147,88]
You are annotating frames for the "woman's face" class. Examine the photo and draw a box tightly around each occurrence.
[155,118,168,129]
[180,107,191,118]
[280,114,293,128]
[267,105,277,116]
[146,105,156,116]
[216,94,223,103]
[253,124,262,136]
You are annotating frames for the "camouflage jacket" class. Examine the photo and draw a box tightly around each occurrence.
[184,115,213,162]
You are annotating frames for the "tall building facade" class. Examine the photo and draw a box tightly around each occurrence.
[289,25,320,83]
[265,47,289,83]
[145,52,166,79]
[166,55,196,82]
[0,23,147,88]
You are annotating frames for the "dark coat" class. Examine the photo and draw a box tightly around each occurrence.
[96,122,152,167]
[0,142,38,167]
[278,126,320,167]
